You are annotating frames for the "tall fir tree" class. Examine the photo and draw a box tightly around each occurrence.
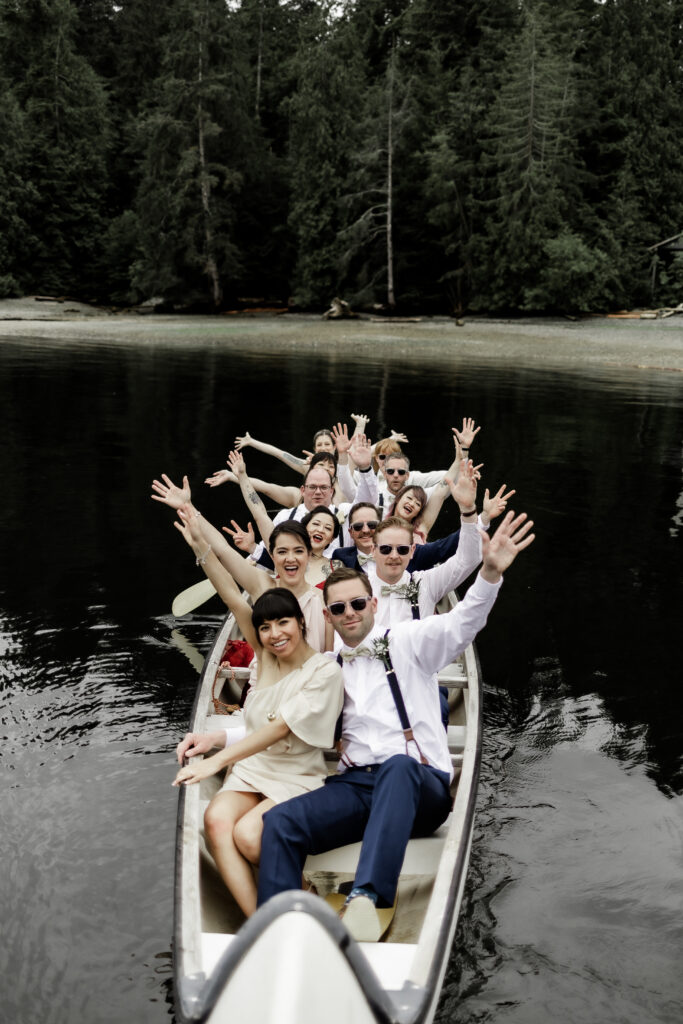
[0,0,110,297]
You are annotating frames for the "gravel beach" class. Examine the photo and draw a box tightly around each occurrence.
[1,296,681,375]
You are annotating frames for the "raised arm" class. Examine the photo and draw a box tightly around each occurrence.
[235,430,308,474]
[481,484,516,528]
[418,435,466,537]
[174,504,259,645]
[227,450,276,548]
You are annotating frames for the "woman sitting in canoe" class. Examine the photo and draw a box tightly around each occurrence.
[151,474,331,651]
[171,519,343,919]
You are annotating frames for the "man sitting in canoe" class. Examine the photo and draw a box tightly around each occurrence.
[256,509,534,942]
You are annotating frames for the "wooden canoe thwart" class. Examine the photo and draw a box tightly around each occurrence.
[173,590,482,1024]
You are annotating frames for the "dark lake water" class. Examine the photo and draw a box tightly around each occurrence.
[1,324,682,1023]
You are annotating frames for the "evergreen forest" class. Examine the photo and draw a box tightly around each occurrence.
[1,0,683,314]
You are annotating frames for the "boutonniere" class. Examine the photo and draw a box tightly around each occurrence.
[371,635,391,664]
[336,509,347,526]
[321,558,344,579]
[404,579,421,604]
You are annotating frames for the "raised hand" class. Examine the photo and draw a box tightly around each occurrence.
[389,430,408,444]
[173,503,205,553]
[223,519,256,553]
[452,417,481,450]
[482,484,516,525]
[227,450,247,477]
[480,510,535,582]
[331,421,351,455]
[151,472,191,510]
[234,431,252,451]
[350,412,370,432]
[349,432,373,470]
[205,468,237,488]
[445,459,477,511]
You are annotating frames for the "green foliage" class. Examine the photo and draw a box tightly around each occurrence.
[0,0,682,311]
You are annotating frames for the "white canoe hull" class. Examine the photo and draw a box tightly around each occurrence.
[174,592,482,1024]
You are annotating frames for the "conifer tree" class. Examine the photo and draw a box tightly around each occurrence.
[131,0,256,308]
[0,0,110,297]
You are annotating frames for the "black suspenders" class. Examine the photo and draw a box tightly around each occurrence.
[336,632,428,765]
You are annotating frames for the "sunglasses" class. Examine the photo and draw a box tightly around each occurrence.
[326,596,373,616]
[377,544,411,556]
[385,468,407,477]
[349,520,380,533]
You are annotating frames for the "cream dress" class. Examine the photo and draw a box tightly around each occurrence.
[222,651,343,803]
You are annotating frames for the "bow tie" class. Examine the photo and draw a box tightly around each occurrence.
[357,552,373,566]
[380,583,408,597]
[340,646,373,662]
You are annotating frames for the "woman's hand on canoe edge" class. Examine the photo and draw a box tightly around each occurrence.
[176,730,225,765]
[173,758,216,787]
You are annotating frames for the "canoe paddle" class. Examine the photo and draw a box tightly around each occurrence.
[171,578,217,617]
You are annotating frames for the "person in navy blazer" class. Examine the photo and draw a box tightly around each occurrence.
[332,502,462,572]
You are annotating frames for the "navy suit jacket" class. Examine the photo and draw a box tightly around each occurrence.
[331,528,461,573]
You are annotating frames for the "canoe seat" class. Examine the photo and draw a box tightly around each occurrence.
[304,813,452,876]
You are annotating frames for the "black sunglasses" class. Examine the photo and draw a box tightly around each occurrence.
[349,520,380,533]
[377,544,411,556]
[385,468,407,476]
[326,596,373,616]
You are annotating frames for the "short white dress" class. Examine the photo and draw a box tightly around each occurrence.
[222,651,343,803]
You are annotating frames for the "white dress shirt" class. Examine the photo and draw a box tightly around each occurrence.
[366,521,482,628]
[332,572,501,778]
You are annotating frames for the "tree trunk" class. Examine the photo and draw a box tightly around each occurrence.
[197,11,222,309]
[386,49,396,310]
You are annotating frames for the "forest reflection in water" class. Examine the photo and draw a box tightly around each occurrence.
[0,325,681,1023]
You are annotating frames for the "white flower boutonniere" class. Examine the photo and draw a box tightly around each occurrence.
[404,579,421,605]
[371,635,391,665]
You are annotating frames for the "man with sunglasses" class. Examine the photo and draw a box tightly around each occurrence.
[257,510,535,941]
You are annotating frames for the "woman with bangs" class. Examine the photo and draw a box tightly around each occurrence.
[172,578,343,919]
[300,505,342,587]
[151,473,330,651]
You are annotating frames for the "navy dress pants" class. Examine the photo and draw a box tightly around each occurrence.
[257,754,451,909]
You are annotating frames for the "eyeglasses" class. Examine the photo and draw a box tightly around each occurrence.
[377,544,411,556]
[349,520,380,533]
[304,484,333,493]
[326,596,373,616]
[385,468,407,477]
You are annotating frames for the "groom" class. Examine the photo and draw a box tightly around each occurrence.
[256,510,535,941]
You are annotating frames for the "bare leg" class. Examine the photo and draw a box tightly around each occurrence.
[204,790,262,917]
[233,798,275,865]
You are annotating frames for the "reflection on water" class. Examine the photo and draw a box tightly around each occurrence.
[1,326,682,1022]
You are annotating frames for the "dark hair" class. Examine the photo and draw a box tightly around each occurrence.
[349,501,380,523]
[323,566,373,603]
[301,504,341,541]
[386,484,427,528]
[309,450,338,475]
[268,520,312,553]
[251,587,306,639]
[374,515,414,541]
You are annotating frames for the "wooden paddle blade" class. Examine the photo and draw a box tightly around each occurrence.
[172,578,217,617]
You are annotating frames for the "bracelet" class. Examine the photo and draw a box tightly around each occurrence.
[460,507,477,517]
[460,447,470,452]
[195,544,212,566]
[359,466,371,473]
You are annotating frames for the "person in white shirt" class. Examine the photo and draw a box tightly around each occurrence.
[256,509,535,941]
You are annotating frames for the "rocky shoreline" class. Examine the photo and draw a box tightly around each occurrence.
[1,296,682,374]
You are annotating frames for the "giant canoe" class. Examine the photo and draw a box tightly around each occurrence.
[173,592,482,1024]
